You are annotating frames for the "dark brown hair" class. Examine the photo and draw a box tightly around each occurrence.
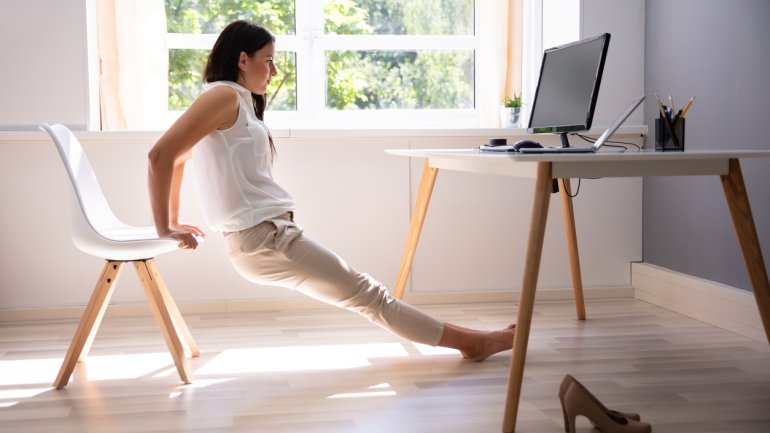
[204,20,276,157]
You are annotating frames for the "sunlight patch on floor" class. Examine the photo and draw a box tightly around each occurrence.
[196,343,409,375]
[81,352,174,381]
[0,387,51,409]
[0,358,62,386]
[327,383,396,399]
[0,387,50,399]
[411,342,458,356]
[169,378,234,398]
[0,352,180,386]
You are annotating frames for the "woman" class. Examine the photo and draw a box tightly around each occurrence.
[148,20,514,361]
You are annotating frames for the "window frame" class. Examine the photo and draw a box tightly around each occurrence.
[165,0,481,129]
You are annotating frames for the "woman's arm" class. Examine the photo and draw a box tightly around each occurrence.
[168,151,197,231]
[148,85,239,249]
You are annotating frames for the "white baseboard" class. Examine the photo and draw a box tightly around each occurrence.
[632,262,765,342]
[0,286,632,322]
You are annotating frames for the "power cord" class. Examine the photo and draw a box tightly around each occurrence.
[558,133,642,198]
[563,178,581,197]
[573,132,642,151]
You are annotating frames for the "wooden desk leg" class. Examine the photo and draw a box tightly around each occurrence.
[394,159,439,299]
[559,178,586,320]
[135,260,193,384]
[720,159,770,345]
[502,162,553,433]
[54,261,124,389]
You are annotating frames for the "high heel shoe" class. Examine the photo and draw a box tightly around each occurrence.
[561,375,651,433]
[558,375,641,432]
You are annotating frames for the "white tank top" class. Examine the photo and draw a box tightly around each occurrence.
[191,81,295,232]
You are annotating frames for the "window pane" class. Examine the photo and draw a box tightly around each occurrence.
[326,50,474,109]
[324,0,473,35]
[168,49,208,111]
[168,49,297,111]
[165,0,296,35]
[268,52,297,111]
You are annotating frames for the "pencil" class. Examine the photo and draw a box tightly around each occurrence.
[654,93,668,119]
[674,97,694,129]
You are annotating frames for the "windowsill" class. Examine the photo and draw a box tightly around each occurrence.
[0,126,648,144]
[278,126,648,138]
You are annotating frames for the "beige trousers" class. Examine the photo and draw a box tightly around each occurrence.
[224,213,445,346]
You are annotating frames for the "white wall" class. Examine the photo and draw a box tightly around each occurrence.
[0,0,646,311]
[0,0,91,130]
[0,130,643,310]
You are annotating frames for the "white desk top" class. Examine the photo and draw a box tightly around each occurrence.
[386,148,770,179]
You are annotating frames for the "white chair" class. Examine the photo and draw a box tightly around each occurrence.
[40,123,199,388]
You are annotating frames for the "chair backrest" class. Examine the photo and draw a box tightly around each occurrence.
[40,123,125,235]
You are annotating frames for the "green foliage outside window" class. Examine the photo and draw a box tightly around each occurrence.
[166,0,473,112]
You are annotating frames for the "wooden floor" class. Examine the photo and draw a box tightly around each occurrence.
[1,299,769,433]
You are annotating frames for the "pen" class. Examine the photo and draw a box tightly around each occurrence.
[655,93,681,149]
[672,108,683,125]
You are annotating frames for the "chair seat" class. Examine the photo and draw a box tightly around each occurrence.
[73,226,181,261]
[73,221,204,261]
[101,226,166,241]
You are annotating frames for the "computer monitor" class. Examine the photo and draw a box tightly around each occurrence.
[527,33,610,148]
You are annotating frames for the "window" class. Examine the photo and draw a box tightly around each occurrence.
[96,0,520,130]
[165,0,298,113]
[165,0,479,128]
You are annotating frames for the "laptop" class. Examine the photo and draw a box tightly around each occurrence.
[518,95,645,154]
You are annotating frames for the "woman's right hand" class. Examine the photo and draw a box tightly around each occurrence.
[164,229,201,250]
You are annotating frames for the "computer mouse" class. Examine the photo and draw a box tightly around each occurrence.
[513,140,543,151]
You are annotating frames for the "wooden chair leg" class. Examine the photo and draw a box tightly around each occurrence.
[54,261,124,389]
[559,178,587,320]
[720,159,770,345]
[143,259,200,357]
[394,159,439,299]
[134,260,193,384]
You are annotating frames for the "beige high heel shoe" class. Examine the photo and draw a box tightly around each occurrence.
[558,375,641,431]
[561,375,651,433]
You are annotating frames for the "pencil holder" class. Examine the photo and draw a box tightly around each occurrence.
[655,117,685,151]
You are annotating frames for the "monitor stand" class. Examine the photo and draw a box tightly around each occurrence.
[552,136,568,194]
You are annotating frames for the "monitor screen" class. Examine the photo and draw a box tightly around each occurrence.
[528,33,610,136]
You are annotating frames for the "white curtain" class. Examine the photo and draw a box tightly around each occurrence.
[477,0,523,127]
[97,0,168,130]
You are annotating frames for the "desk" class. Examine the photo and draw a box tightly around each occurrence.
[385,148,770,433]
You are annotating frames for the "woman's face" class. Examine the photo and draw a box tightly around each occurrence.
[237,41,277,95]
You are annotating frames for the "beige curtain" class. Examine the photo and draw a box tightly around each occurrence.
[97,0,168,130]
[477,0,523,127]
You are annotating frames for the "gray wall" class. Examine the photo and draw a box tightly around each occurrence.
[644,0,770,292]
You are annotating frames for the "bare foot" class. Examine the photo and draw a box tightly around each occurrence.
[459,324,516,362]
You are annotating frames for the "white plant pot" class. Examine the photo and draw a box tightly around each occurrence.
[501,106,522,128]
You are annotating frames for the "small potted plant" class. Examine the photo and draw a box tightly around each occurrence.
[501,92,522,128]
